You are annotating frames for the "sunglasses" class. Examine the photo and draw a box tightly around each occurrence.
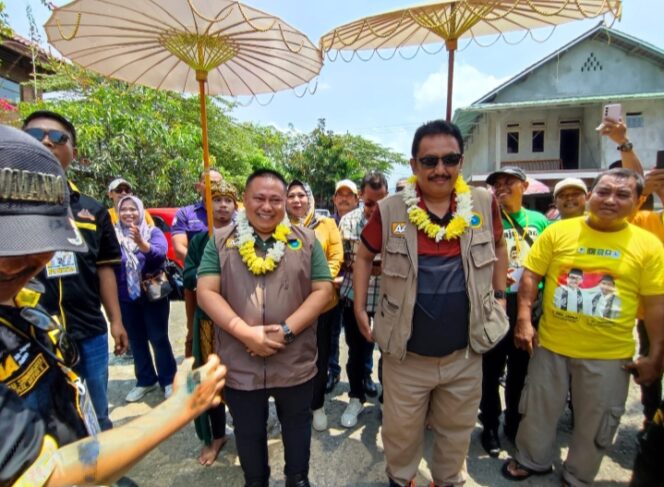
[20,307,79,368]
[113,187,131,194]
[24,128,70,145]
[417,153,463,168]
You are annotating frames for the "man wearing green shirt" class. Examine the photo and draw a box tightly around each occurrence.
[480,166,549,457]
[183,179,238,466]
[197,169,333,487]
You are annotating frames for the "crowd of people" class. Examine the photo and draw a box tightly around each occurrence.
[0,109,662,487]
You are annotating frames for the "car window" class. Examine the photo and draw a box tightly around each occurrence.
[152,216,170,233]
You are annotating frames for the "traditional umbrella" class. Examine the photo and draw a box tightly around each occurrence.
[44,0,322,233]
[524,177,550,194]
[320,0,622,121]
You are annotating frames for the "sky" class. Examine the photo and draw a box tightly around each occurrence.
[6,1,663,186]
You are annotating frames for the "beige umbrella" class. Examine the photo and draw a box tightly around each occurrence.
[320,0,622,121]
[44,0,322,233]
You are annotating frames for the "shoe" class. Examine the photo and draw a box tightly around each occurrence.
[112,476,139,487]
[363,375,378,397]
[325,373,340,393]
[285,473,311,487]
[481,428,501,458]
[164,384,173,399]
[125,384,158,402]
[312,407,328,431]
[341,398,363,428]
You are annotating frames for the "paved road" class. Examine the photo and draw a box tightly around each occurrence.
[108,302,642,486]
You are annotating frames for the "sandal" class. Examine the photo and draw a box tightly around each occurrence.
[501,458,553,481]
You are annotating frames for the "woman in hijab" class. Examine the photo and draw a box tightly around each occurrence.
[286,180,343,432]
[114,195,176,403]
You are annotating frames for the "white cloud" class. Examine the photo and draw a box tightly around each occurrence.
[413,63,508,112]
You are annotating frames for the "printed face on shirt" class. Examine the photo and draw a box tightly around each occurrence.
[23,117,76,171]
[599,277,616,295]
[333,187,359,216]
[491,175,528,211]
[567,271,583,289]
[360,185,388,220]
[0,253,55,304]
[410,134,463,200]
[587,174,638,224]
[195,170,222,197]
[119,199,139,227]
[555,187,587,219]
[243,176,287,237]
[286,185,309,219]
[212,195,236,226]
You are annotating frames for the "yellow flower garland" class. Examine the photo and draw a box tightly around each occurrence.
[404,175,473,242]
[237,213,291,275]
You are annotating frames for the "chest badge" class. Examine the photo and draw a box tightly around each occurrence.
[391,222,407,236]
[288,238,302,251]
[470,212,483,229]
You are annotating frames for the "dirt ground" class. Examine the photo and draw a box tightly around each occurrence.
[108,301,645,486]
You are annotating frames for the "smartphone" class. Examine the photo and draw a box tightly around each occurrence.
[603,103,622,121]
[657,151,664,169]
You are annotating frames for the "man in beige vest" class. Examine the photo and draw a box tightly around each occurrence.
[197,169,333,487]
[353,120,509,487]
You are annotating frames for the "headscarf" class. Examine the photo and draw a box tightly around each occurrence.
[114,195,152,300]
[287,180,321,229]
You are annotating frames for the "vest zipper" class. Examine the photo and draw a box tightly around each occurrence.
[261,274,267,389]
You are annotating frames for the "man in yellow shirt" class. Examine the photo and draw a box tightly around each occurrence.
[503,168,664,487]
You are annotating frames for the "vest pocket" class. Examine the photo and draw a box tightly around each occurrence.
[482,290,509,344]
[470,230,496,268]
[375,294,399,353]
[383,237,409,279]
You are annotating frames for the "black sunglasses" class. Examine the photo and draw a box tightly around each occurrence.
[20,307,79,368]
[24,128,70,145]
[418,153,463,168]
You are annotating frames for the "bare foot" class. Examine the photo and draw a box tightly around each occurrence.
[198,436,227,466]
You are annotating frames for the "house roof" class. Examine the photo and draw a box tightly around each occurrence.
[0,32,52,64]
[471,23,664,106]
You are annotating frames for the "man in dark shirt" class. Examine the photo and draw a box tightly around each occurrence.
[22,111,128,431]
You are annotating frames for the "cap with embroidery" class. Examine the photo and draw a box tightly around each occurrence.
[211,179,238,201]
[0,125,87,256]
[335,179,358,195]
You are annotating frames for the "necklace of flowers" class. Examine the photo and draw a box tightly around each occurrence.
[402,174,474,242]
[236,210,291,275]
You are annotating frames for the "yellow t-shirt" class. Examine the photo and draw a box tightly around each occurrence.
[524,217,664,359]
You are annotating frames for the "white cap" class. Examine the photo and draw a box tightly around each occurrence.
[108,178,132,192]
[553,177,587,198]
[335,179,358,195]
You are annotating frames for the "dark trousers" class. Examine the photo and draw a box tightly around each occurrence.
[312,306,339,410]
[225,379,314,485]
[637,320,663,422]
[328,302,373,378]
[480,294,530,437]
[342,300,374,403]
[120,298,176,388]
[209,403,227,439]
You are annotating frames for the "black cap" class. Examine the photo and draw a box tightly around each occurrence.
[0,125,87,256]
[486,166,527,186]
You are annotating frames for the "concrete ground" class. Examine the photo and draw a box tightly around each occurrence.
[108,301,643,486]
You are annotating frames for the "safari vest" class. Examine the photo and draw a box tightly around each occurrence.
[214,224,317,391]
[374,187,509,360]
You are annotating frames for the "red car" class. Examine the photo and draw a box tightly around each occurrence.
[147,207,184,269]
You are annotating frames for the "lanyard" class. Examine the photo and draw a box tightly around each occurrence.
[502,209,529,258]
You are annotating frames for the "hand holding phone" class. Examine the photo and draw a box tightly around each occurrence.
[656,150,664,169]
[596,103,623,131]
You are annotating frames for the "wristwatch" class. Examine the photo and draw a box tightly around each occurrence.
[494,290,506,300]
[281,322,295,344]
[617,140,633,152]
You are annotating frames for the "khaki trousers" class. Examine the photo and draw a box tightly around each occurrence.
[382,349,482,486]
[515,347,630,487]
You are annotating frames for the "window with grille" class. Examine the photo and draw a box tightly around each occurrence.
[626,112,643,129]
[532,130,544,153]
[0,77,20,103]
[507,131,519,154]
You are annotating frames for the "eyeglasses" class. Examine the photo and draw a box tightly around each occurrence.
[113,187,131,194]
[20,307,79,368]
[23,128,70,145]
[417,153,463,168]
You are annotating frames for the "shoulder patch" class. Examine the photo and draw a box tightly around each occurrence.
[76,209,96,221]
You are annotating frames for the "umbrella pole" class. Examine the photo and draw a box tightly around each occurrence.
[445,39,457,122]
[197,71,215,237]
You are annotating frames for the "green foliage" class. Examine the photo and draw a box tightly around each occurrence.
[18,63,406,208]
[0,2,10,38]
